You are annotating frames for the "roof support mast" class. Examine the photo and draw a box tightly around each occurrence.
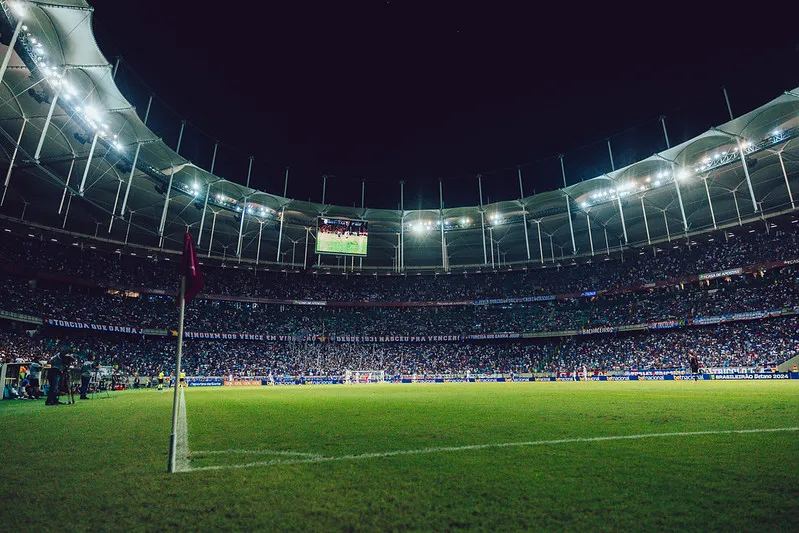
[78,132,99,195]
[722,86,734,121]
[303,227,310,269]
[586,213,594,256]
[360,178,364,270]
[277,167,291,264]
[607,138,615,171]
[107,178,123,232]
[236,201,246,258]
[210,142,219,174]
[536,220,544,263]
[0,16,24,89]
[158,171,174,248]
[439,179,446,271]
[158,120,186,247]
[732,190,742,226]
[207,211,218,257]
[489,226,495,268]
[777,152,794,209]
[640,197,651,245]
[616,196,628,244]
[670,162,689,233]
[119,142,141,217]
[399,180,405,272]
[559,155,576,254]
[143,94,153,125]
[318,175,327,267]
[256,220,264,265]
[276,208,285,263]
[196,181,211,247]
[1,119,26,206]
[57,156,75,214]
[702,175,717,229]
[663,210,671,242]
[34,84,62,161]
[478,174,487,265]
[738,142,759,213]
[62,193,72,228]
[518,167,530,261]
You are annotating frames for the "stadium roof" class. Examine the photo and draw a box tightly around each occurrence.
[1,1,798,272]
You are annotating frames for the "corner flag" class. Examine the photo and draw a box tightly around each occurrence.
[169,232,203,473]
[180,231,204,303]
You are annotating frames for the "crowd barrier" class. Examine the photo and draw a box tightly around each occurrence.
[186,372,799,386]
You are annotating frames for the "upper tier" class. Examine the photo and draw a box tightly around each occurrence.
[0,2,798,271]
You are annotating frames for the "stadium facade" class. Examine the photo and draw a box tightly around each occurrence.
[0,1,798,273]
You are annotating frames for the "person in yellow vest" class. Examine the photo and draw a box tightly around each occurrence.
[179,370,186,388]
[792,364,797,373]
[157,370,165,391]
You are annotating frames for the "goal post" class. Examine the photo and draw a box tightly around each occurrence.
[344,370,386,384]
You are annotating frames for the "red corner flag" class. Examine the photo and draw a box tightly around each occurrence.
[180,232,204,303]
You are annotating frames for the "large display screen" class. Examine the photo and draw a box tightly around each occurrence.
[316,218,368,256]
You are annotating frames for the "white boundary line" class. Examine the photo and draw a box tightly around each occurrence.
[192,450,324,458]
[174,387,190,473]
[185,426,799,473]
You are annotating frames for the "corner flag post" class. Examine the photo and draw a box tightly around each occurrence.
[168,232,203,473]
[168,275,186,473]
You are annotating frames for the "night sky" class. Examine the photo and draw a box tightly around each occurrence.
[90,0,798,209]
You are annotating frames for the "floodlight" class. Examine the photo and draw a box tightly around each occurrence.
[84,106,100,121]
[9,2,26,18]
[580,201,588,208]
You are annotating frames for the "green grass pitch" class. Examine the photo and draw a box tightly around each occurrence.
[2,381,798,531]
[316,231,368,256]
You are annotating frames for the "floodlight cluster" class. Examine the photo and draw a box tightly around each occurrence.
[580,126,797,210]
[7,1,125,153]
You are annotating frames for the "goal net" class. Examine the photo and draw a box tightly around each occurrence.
[344,370,386,384]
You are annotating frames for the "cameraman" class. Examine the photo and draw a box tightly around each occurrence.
[80,355,99,400]
[45,353,75,406]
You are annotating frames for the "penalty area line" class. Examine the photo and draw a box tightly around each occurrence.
[185,426,799,473]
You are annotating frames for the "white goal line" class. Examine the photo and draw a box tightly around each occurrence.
[184,426,799,473]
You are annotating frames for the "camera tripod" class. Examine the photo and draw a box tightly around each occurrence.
[90,371,111,399]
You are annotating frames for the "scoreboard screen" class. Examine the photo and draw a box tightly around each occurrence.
[315,218,368,256]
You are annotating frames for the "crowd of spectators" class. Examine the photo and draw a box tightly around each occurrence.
[1,268,796,335]
[2,316,797,375]
[1,223,798,302]
[1,221,798,376]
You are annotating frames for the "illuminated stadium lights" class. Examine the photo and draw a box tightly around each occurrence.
[9,2,27,18]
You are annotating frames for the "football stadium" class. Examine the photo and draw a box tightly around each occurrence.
[1,1,799,531]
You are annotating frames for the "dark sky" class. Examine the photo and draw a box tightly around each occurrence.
[90,0,798,209]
